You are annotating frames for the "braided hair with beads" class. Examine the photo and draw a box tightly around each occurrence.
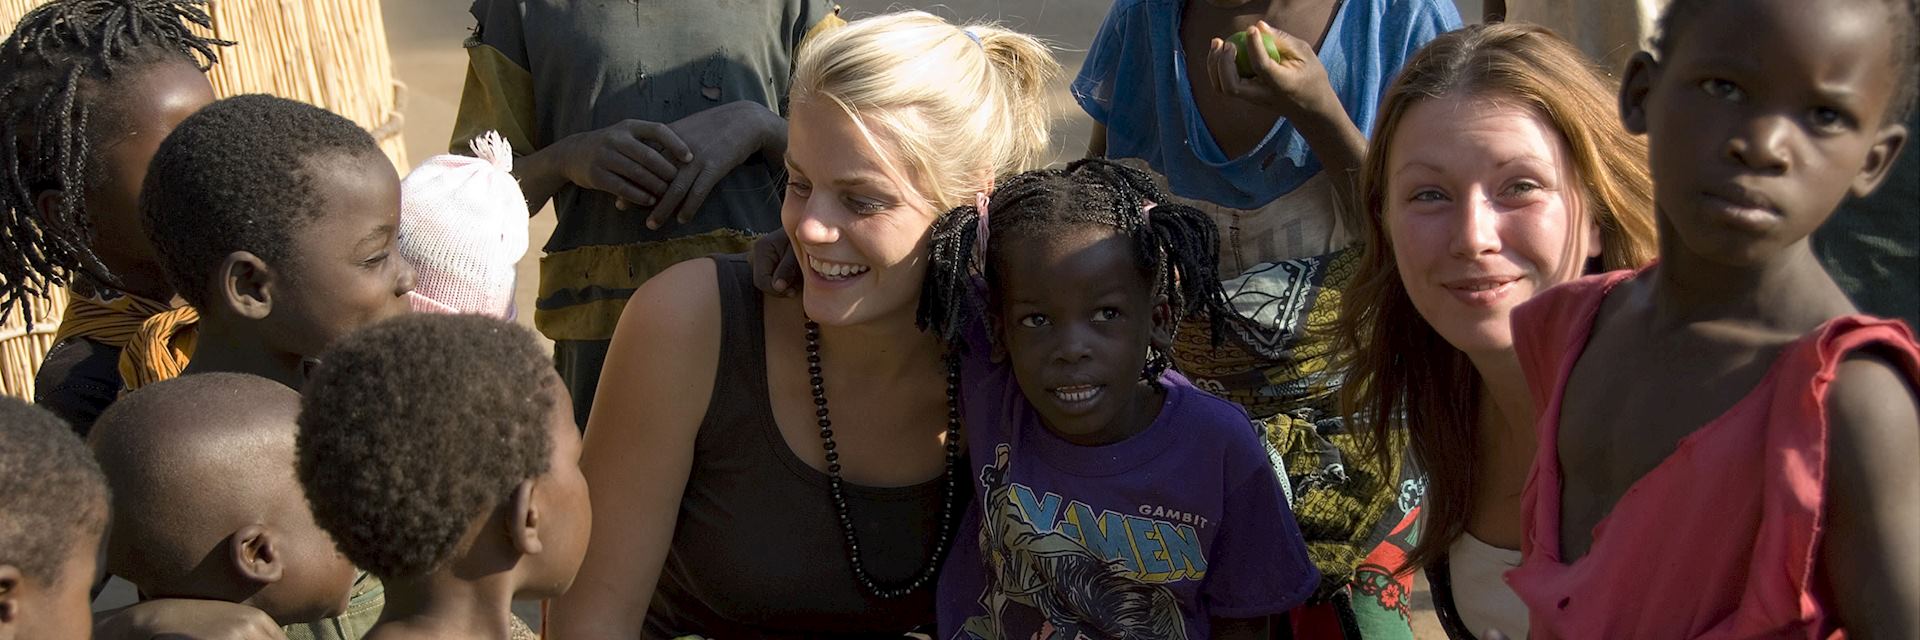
[0,0,228,322]
[917,158,1253,386]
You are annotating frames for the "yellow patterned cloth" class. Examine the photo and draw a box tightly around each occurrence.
[118,306,198,392]
[50,285,197,393]
[1171,247,1414,600]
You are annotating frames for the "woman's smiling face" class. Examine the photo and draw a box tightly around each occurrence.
[781,100,944,328]
[1385,95,1600,357]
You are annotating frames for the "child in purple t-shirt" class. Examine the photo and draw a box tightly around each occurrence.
[919,159,1319,640]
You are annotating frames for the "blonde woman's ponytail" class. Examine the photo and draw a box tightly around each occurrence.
[973,25,1058,176]
[792,12,1062,211]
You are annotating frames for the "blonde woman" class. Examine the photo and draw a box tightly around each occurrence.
[547,12,1058,638]
[1334,23,1658,639]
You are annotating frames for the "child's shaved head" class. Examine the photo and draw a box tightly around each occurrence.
[90,372,357,625]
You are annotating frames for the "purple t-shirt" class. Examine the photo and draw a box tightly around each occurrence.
[937,329,1319,639]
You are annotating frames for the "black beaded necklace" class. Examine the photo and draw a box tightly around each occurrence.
[804,320,961,599]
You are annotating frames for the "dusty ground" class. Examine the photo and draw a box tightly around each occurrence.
[377,1,1480,635]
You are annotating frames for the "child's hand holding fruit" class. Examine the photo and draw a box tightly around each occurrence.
[1206,21,1342,121]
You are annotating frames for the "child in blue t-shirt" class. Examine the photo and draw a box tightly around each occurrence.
[922,159,1319,640]
[1076,0,1459,265]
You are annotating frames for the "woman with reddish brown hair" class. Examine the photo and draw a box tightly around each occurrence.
[1333,22,1657,639]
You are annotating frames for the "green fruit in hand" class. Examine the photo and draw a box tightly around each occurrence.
[1229,30,1294,77]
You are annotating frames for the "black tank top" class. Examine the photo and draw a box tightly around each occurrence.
[644,255,963,638]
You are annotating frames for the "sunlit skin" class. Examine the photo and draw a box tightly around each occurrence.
[68,59,215,299]
[547,92,962,638]
[180,154,414,389]
[524,382,592,599]
[270,156,416,358]
[781,101,942,329]
[1385,96,1599,359]
[1381,93,1604,564]
[244,484,359,624]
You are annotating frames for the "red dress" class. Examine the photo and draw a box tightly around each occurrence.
[1504,270,1920,639]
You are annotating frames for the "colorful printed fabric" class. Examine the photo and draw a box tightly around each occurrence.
[283,572,384,640]
[1172,247,1426,639]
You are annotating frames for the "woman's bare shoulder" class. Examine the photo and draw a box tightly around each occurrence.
[619,257,725,342]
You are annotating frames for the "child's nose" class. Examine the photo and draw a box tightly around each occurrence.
[1727,114,1791,172]
[392,255,417,297]
[1052,326,1096,363]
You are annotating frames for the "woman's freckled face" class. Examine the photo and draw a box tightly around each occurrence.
[780,100,942,327]
[1384,96,1599,357]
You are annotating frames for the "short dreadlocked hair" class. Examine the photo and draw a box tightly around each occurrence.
[0,0,227,321]
[297,314,557,580]
[0,396,109,584]
[1653,0,1920,122]
[918,159,1244,372]
[141,93,384,308]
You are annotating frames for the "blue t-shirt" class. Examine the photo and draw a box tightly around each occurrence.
[937,328,1320,639]
[1073,0,1460,209]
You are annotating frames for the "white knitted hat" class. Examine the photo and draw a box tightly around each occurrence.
[398,132,528,319]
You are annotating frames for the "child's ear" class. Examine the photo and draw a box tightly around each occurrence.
[227,524,284,586]
[0,564,21,631]
[508,479,543,556]
[32,190,64,223]
[1619,51,1659,135]
[219,251,276,320]
[1848,122,1909,198]
[1149,294,1174,351]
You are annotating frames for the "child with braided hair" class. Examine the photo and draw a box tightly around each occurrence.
[922,158,1318,640]
[0,0,226,435]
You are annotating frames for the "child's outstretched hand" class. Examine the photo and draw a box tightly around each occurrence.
[1206,22,1340,120]
[652,101,788,231]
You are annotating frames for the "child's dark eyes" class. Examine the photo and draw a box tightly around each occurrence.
[360,252,390,268]
[1699,78,1744,102]
[1018,314,1050,329]
[1092,308,1120,322]
[1809,107,1852,132]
